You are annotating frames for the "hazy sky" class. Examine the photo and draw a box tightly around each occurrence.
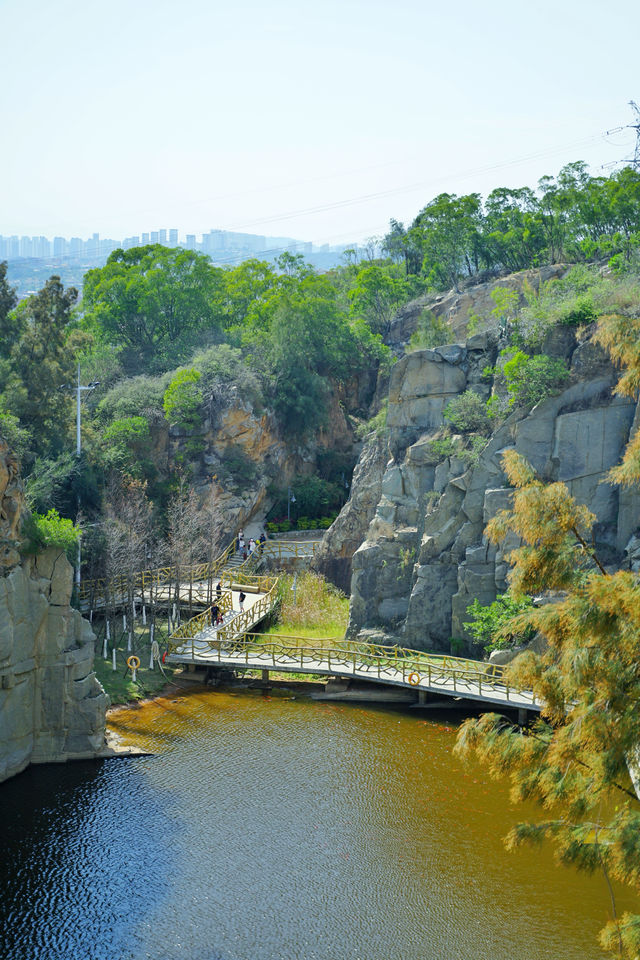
[2,0,639,245]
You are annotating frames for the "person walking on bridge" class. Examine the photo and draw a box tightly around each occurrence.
[238,590,246,613]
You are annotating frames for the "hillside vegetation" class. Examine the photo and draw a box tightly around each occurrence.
[0,161,639,577]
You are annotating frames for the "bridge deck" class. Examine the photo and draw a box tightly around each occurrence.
[168,635,540,713]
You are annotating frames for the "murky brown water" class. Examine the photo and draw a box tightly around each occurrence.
[0,687,632,959]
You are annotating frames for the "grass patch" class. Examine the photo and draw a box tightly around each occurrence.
[264,571,349,642]
[92,619,180,705]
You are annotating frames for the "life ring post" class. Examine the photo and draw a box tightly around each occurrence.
[127,654,141,682]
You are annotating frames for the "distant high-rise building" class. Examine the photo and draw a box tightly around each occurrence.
[84,233,100,257]
[158,229,167,245]
[150,231,159,243]
[20,236,32,257]
[169,228,178,246]
[186,234,196,250]
[53,237,66,257]
[69,237,82,256]
[141,232,149,244]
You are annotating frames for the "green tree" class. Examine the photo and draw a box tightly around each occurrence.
[0,261,18,342]
[82,245,225,371]
[101,416,155,481]
[464,593,534,652]
[411,192,484,290]
[243,273,366,434]
[0,277,78,459]
[348,264,408,336]
[500,350,570,407]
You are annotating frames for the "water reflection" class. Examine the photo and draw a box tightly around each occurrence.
[0,689,625,960]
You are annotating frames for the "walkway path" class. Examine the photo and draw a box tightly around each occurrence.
[167,631,540,714]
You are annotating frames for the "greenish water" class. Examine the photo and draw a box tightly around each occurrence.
[0,688,629,959]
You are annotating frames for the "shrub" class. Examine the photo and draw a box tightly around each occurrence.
[464,593,535,652]
[502,350,570,407]
[278,520,292,533]
[163,368,203,429]
[318,517,333,529]
[408,309,450,350]
[22,508,80,562]
[266,522,278,534]
[96,373,169,423]
[458,434,489,468]
[356,400,388,439]
[427,435,457,461]
[443,390,490,434]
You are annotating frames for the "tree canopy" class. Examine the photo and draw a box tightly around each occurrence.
[386,164,640,290]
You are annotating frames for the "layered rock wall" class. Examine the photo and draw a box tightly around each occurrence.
[0,438,107,784]
[342,333,640,653]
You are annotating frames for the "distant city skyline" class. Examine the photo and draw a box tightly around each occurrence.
[2,0,638,249]
[0,226,359,266]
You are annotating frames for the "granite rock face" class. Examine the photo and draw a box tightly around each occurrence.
[311,435,387,592]
[0,550,108,783]
[387,265,568,350]
[0,439,107,784]
[341,333,639,654]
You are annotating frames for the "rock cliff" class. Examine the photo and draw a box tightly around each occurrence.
[162,389,357,539]
[341,330,640,653]
[387,265,568,349]
[0,438,107,783]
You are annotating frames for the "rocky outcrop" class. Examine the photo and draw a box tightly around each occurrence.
[166,391,357,540]
[311,435,387,592]
[0,438,107,784]
[388,265,568,350]
[343,330,640,655]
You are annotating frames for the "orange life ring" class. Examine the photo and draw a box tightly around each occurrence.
[408,672,421,685]
[126,655,141,671]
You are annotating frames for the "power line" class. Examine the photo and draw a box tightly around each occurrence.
[605,100,640,170]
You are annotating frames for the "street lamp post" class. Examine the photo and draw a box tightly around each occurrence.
[60,365,100,592]
[287,486,296,522]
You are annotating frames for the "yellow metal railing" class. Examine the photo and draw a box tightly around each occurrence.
[259,539,321,561]
[167,590,234,642]
[166,627,536,707]
[167,577,278,658]
[78,535,320,611]
[79,539,236,608]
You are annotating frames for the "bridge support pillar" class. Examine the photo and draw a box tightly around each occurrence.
[418,690,428,705]
[261,669,270,683]
[518,708,527,726]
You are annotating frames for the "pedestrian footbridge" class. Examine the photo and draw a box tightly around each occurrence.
[167,600,540,715]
